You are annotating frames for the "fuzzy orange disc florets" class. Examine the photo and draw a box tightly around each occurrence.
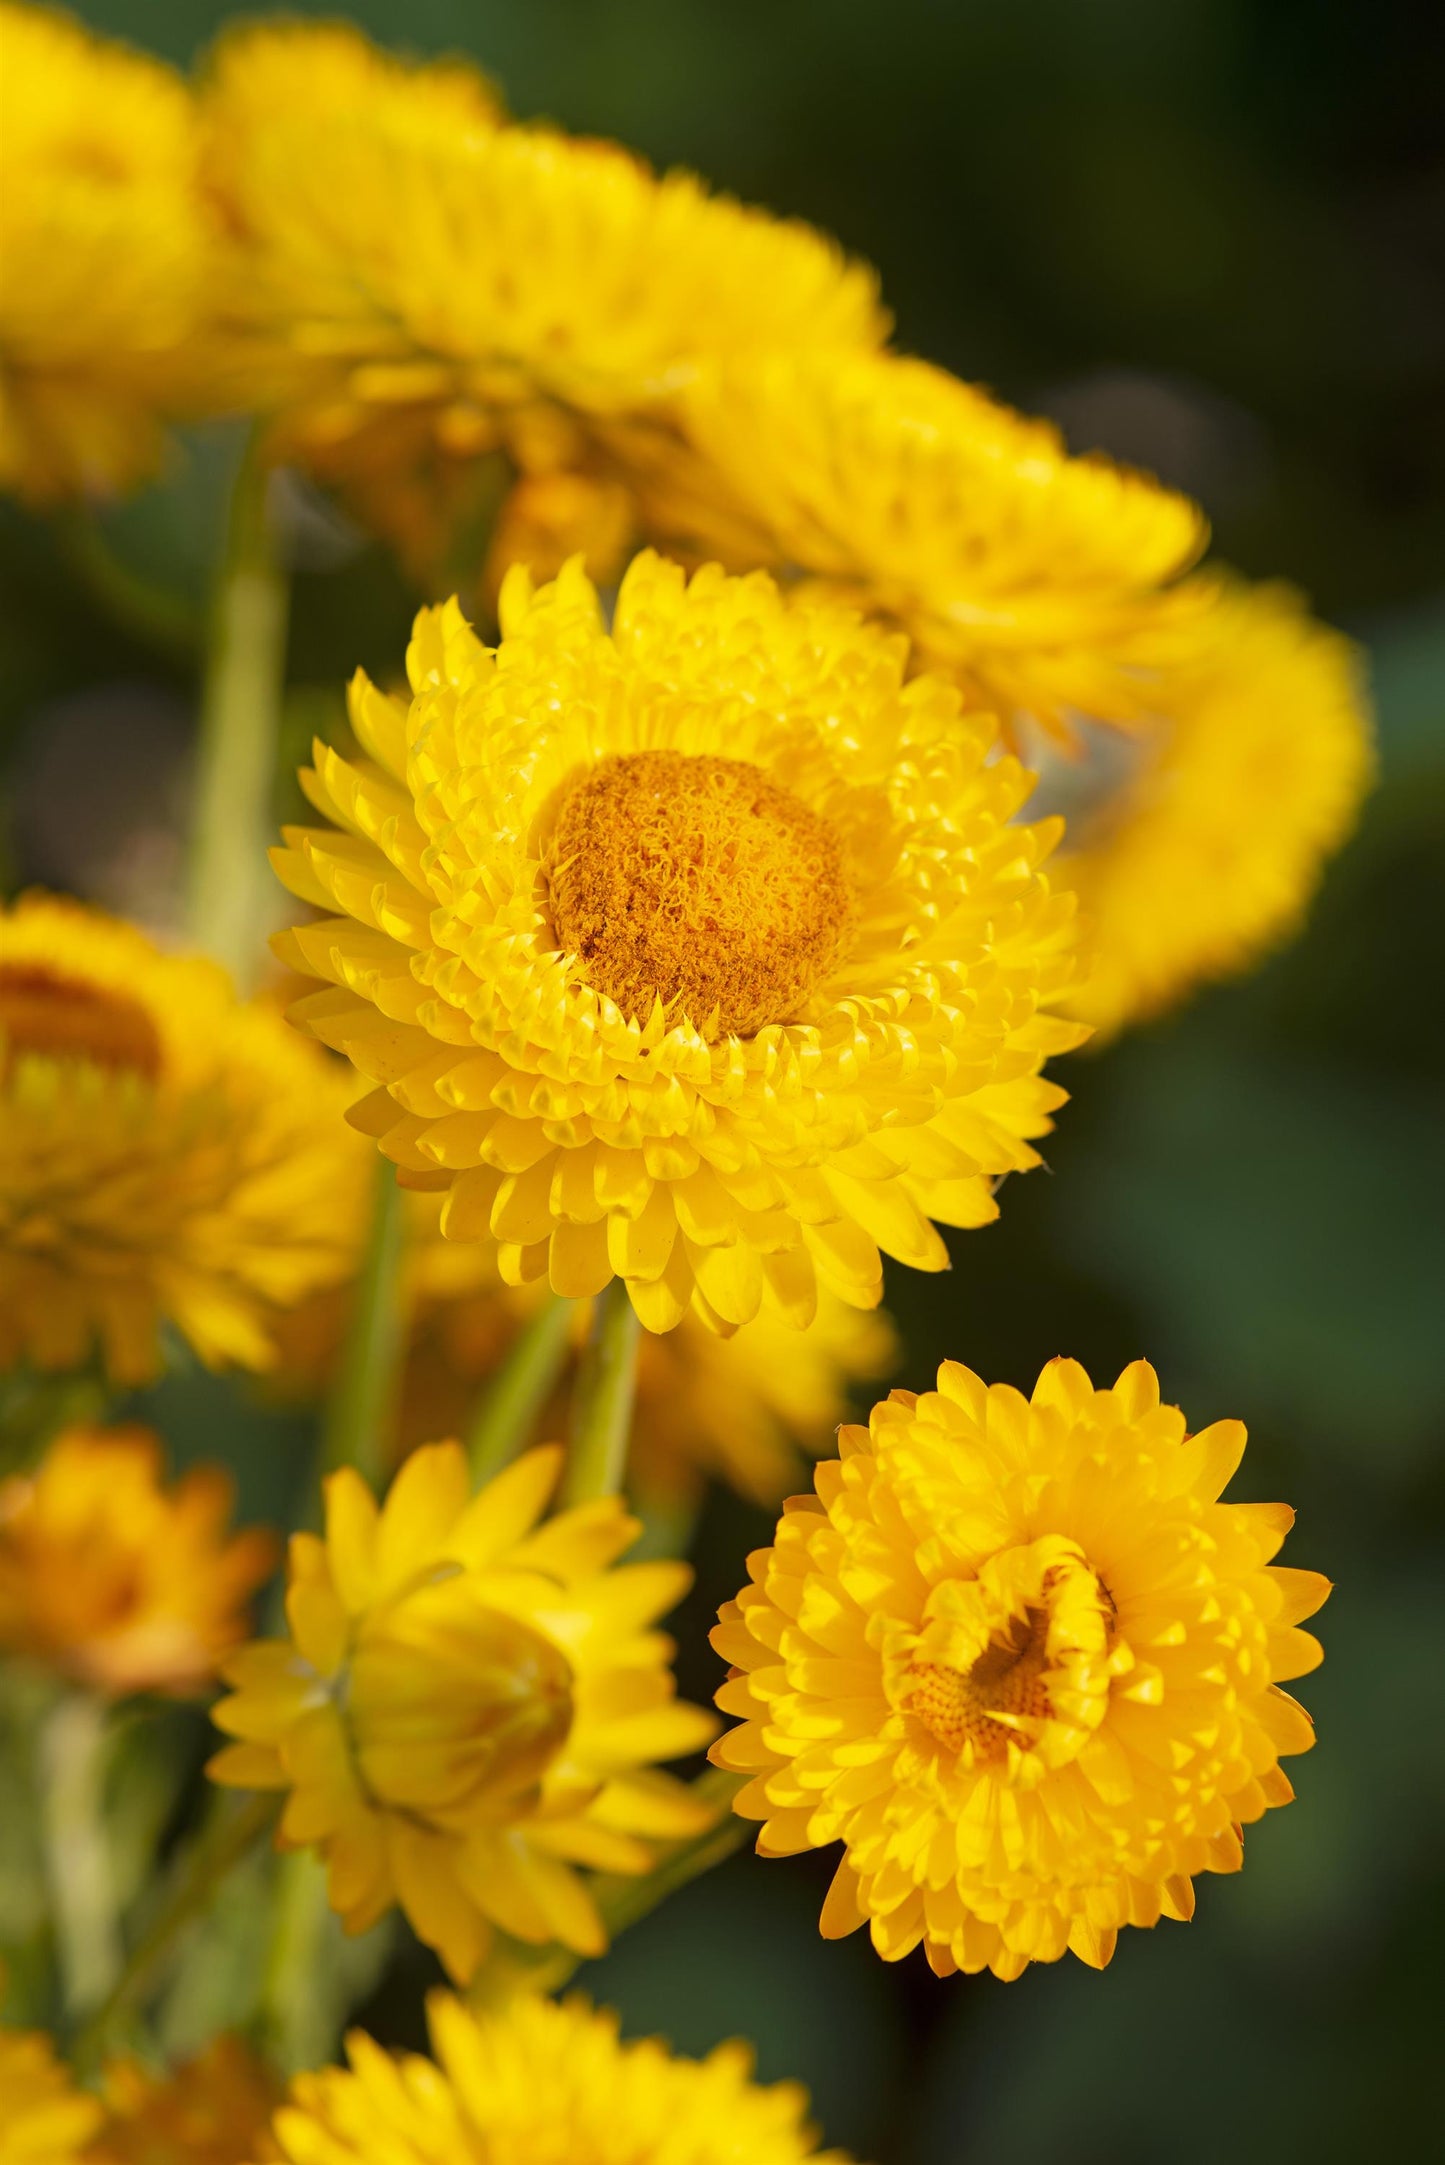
[546,750,852,1039]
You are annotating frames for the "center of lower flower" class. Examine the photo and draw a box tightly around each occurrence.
[546,750,852,1040]
[897,1535,1113,1767]
[0,964,162,1083]
[348,1582,575,1828]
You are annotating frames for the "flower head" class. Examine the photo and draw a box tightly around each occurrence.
[712,1356,1328,1980]
[200,21,884,588]
[654,351,1209,738]
[269,1992,855,2165]
[1048,580,1374,1036]
[0,2025,102,2161]
[210,1441,717,1983]
[0,2,215,501]
[273,551,1085,1335]
[0,896,362,1383]
[95,2037,281,2165]
[0,1426,274,1698]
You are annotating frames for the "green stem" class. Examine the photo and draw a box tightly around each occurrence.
[59,507,199,661]
[257,1849,331,2073]
[41,1694,120,2021]
[468,1293,576,1486]
[186,428,289,989]
[70,1790,277,2067]
[561,1278,641,1507]
[322,1161,407,1488]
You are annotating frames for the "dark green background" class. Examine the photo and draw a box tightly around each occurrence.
[3,3,1443,2157]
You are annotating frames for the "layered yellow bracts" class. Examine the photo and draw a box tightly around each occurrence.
[712,1356,1327,1981]
[210,1441,717,1983]
[273,551,1085,1334]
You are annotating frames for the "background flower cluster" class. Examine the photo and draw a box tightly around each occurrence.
[0,2,1440,2161]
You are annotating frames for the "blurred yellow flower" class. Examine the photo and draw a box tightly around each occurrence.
[0,2,215,502]
[0,2024,101,2161]
[0,1426,274,1699]
[210,1441,717,1984]
[712,1356,1327,1981]
[0,897,362,1383]
[199,19,885,590]
[93,2037,281,2165]
[269,1992,855,2165]
[273,551,1085,1335]
[1051,580,1374,1037]
[657,350,1209,739]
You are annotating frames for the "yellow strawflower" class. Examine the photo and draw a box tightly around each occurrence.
[199,20,885,591]
[273,551,1085,1335]
[209,1441,717,1984]
[0,897,362,1383]
[0,2,214,502]
[1052,580,1374,1036]
[0,1425,274,1699]
[656,349,1209,738]
[0,2025,101,2162]
[93,2037,281,2165]
[268,1992,855,2165]
[712,1356,1328,1981]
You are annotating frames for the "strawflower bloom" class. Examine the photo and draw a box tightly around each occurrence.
[273,551,1085,1335]
[0,2024,102,2161]
[94,2037,281,2165]
[656,350,1210,740]
[712,1356,1328,1980]
[0,1425,274,1698]
[268,1992,855,2165]
[1048,580,1374,1037]
[199,20,885,591]
[210,1441,717,1983]
[0,2,215,502]
[0,896,362,1382]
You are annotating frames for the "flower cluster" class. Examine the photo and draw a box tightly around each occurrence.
[0,6,1356,2157]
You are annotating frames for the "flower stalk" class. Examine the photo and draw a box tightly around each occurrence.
[561,1279,641,1506]
[187,427,288,989]
[41,1692,121,2021]
[70,1789,278,2069]
[321,1160,408,1488]
[468,1292,576,1486]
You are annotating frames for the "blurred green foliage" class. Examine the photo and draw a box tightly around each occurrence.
[1,2,1441,2157]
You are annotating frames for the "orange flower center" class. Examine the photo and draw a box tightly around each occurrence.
[903,1606,1054,1760]
[896,1535,1114,1768]
[546,750,852,1040]
[0,964,161,1083]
